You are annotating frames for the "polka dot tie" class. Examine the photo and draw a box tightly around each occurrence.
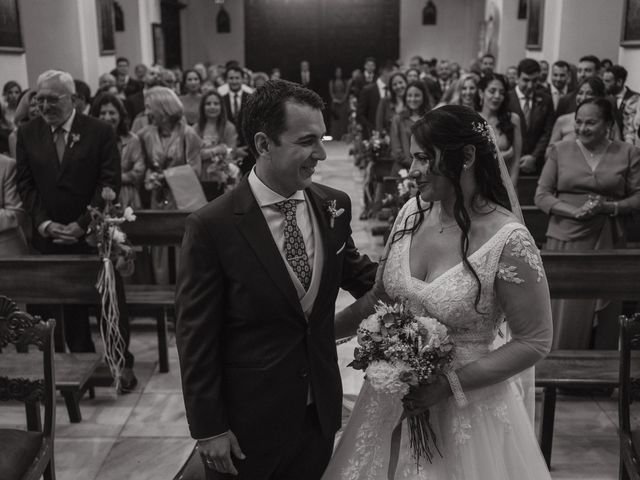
[275,199,312,290]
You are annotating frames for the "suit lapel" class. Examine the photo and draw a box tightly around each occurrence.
[58,113,84,179]
[40,119,61,174]
[233,179,305,320]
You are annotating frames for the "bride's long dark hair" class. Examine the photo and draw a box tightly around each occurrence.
[390,105,511,309]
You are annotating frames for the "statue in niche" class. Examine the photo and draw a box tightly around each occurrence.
[423,0,437,25]
[217,6,231,33]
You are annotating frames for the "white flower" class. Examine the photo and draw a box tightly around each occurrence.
[360,313,381,333]
[397,169,408,178]
[366,360,411,396]
[227,163,240,178]
[112,228,127,244]
[123,206,137,222]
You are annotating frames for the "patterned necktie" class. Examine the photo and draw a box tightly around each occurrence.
[275,199,312,290]
[54,127,66,163]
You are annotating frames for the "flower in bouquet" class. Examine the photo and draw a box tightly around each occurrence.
[349,299,454,466]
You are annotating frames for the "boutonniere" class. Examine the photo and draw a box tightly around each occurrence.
[69,133,81,149]
[325,199,345,229]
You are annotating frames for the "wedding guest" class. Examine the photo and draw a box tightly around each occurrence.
[538,60,550,91]
[134,63,148,82]
[73,79,91,115]
[347,69,365,99]
[480,53,496,76]
[329,67,349,140]
[270,68,281,80]
[0,153,28,256]
[604,65,640,143]
[2,81,22,127]
[99,72,117,91]
[193,63,208,85]
[91,93,145,208]
[549,60,571,111]
[8,90,39,158]
[535,98,640,349]
[217,65,255,97]
[16,70,137,389]
[180,69,203,126]
[138,86,201,284]
[408,55,423,71]
[506,66,518,89]
[222,65,253,174]
[450,62,461,81]
[426,59,453,104]
[507,58,554,173]
[548,76,619,147]
[125,65,161,121]
[115,57,143,96]
[363,56,377,84]
[194,90,239,182]
[405,68,421,84]
[479,73,522,185]
[357,61,394,138]
[439,73,479,110]
[252,72,269,89]
[556,55,600,116]
[390,81,429,174]
[0,103,12,156]
[160,69,179,93]
[375,71,407,134]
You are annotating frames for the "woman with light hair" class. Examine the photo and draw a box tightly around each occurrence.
[438,73,480,110]
[138,86,202,284]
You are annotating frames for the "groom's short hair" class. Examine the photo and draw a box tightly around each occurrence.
[242,79,324,157]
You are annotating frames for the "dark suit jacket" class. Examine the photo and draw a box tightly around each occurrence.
[125,91,145,123]
[175,179,377,451]
[123,77,143,97]
[357,83,382,138]
[15,114,120,253]
[615,88,639,138]
[223,92,255,175]
[555,90,577,117]
[507,90,555,171]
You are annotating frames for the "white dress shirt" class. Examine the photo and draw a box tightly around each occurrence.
[376,77,387,100]
[550,84,567,109]
[515,86,531,110]
[248,168,315,298]
[216,83,254,96]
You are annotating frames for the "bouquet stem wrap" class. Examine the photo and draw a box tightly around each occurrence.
[387,412,441,480]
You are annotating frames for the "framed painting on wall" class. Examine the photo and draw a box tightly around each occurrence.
[0,0,24,53]
[96,0,115,54]
[526,0,544,50]
[621,0,640,46]
[152,23,165,67]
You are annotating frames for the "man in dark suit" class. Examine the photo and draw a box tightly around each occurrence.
[176,80,377,479]
[506,59,555,174]
[222,65,254,175]
[357,61,394,138]
[424,60,453,104]
[16,70,137,390]
[112,56,143,97]
[603,65,640,142]
[296,60,320,93]
[556,55,600,117]
[548,60,571,112]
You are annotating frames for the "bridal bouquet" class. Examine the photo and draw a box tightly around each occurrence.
[85,187,136,393]
[349,300,454,465]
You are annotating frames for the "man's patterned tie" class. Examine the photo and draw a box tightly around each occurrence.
[275,199,312,290]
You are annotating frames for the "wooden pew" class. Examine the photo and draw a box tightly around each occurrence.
[518,174,538,206]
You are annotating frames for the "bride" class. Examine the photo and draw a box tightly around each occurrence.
[324,105,553,479]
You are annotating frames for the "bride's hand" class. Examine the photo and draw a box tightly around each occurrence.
[402,375,452,417]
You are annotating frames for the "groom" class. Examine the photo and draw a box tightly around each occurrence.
[175,80,377,479]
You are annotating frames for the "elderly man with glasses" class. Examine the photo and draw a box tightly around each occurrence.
[15,69,138,392]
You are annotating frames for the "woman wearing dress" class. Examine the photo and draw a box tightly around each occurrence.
[2,81,21,127]
[376,72,407,134]
[324,105,553,480]
[535,98,640,349]
[548,76,619,147]
[139,86,202,284]
[390,81,429,175]
[478,73,522,186]
[194,90,238,182]
[179,69,203,126]
[438,73,479,110]
[91,93,146,208]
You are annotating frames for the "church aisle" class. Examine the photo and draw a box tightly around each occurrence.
[0,142,618,479]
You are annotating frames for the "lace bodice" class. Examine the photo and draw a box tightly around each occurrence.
[381,200,548,369]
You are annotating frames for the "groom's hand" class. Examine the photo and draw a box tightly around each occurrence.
[198,430,246,475]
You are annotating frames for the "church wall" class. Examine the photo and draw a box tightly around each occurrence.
[0,54,28,91]
[619,48,640,92]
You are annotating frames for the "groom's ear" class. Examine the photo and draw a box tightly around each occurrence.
[254,132,270,156]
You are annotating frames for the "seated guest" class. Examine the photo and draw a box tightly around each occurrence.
[535,98,640,350]
[179,69,203,126]
[8,90,39,158]
[16,70,137,389]
[2,81,22,127]
[138,86,201,284]
[549,76,619,147]
[438,73,479,110]
[478,73,522,185]
[556,55,600,116]
[0,153,28,256]
[603,65,640,144]
[390,81,429,174]
[507,58,554,173]
[375,71,407,134]
[91,93,145,208]
[194,90,238,181]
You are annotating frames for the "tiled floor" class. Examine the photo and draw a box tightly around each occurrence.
[0,142,619,479]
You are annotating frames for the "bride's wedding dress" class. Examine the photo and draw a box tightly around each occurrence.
[323,200,552,480]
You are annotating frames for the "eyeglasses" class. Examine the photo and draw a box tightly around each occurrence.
[34,94,69,106]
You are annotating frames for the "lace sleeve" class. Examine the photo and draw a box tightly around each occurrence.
[334,199,416,339]
[454,227,552,392]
